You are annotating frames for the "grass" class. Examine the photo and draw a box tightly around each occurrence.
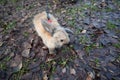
[0,0,7,5]
[0,0,18,5]
[16,6,23,11]
[79,35,90,45]
[0,62,6,70]
[113,0,120,7]
[59,59,67,67]
[2,21,16,33]
[104,7,115,12]
[61,47,70,53]
[106,21,117,30]
[65,7,78,27]
[84,44,96,53]
[11,0,18,3]
[113,43,120,48]
[94,58,100,67]
[11,60,30,80]
[23,32,29,37]
[67,20,76,27]
[0,55,11,70]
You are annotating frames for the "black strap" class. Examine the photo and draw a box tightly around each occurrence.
[46,0,50,20]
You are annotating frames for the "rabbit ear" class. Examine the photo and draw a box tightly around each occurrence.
[64,28,73,34]
[41,19,55,35]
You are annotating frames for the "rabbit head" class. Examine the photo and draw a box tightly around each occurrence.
[53,28,70,48]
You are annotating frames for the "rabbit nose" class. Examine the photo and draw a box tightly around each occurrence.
[65,42,70,46]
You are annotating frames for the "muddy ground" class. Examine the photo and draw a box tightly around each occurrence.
[0,0,120,80]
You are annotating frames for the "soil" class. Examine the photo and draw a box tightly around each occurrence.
[0,0,120,80]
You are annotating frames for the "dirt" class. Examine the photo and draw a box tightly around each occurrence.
[0,0,120,80]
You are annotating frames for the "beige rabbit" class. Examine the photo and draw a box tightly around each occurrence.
[33,11,70,54]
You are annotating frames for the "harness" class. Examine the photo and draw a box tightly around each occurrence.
[46,0,52,23]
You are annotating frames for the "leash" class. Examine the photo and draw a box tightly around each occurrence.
[46,0,52,23]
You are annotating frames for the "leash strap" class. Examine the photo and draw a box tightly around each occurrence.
[46,0,50,20]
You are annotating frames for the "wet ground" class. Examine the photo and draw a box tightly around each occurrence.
[0,0,120,80]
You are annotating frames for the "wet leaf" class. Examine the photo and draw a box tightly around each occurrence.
[9,54,22,73]
[22,49,30,58]
[23,42,31,49]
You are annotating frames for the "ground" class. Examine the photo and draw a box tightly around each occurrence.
[0,0,120,80]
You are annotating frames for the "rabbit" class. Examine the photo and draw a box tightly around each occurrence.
[33,11,71,54]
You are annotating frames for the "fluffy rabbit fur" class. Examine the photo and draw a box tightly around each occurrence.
[33,11,70,54]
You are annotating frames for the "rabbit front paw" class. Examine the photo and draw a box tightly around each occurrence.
[49,48,56,54]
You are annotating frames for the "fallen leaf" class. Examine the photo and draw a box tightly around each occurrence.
[62,67,66,73]
[22,49,30,58]
[81,30,87,33]
[23,42,31,49]
[86,72,95,80]
[9,54,22,73]
[0,41,3,47]
[43,74,48,80]
[70,68,76,75]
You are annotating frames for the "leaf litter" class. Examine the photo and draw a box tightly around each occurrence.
[0,0,120,80]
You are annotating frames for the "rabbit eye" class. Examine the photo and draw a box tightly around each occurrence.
[60,40,64,42]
